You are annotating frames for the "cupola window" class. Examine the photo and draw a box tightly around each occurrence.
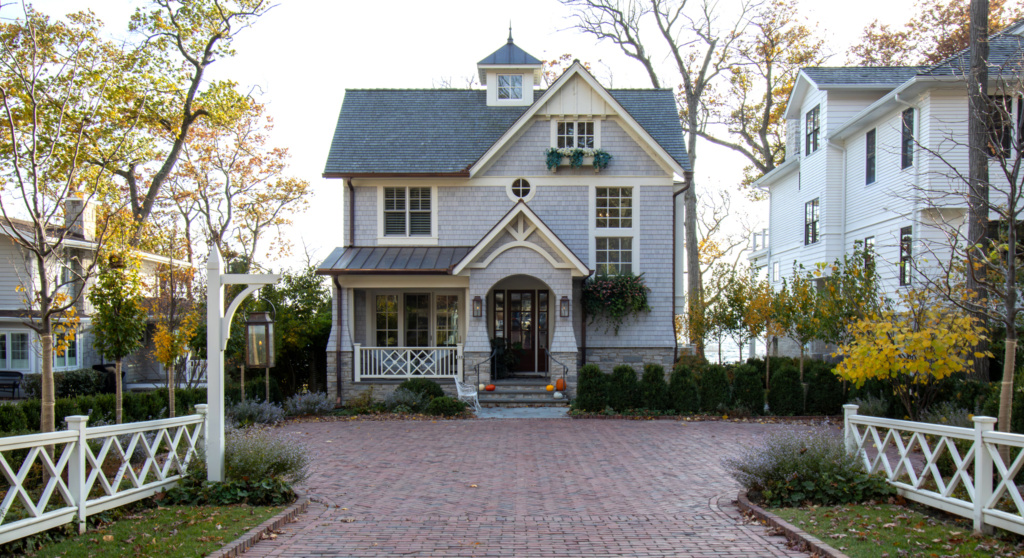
[498,74,523,100]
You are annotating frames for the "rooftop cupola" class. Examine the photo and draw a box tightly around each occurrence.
[478,27,542,107]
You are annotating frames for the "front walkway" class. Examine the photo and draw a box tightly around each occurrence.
[241,419,808,557]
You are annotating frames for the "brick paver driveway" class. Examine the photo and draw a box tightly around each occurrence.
[242,419,808,557]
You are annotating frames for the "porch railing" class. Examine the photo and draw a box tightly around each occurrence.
[0,406,207,544]
[844,404,1024,535]
[544,348,569,393]
[353,344,463,381]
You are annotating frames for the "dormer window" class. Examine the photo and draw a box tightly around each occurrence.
[557,121,595,148]
[497,74,523,100]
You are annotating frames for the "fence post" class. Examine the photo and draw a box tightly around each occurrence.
[353,344,361,382]
[456,343,464,381]
[65,415,89,534]
[843,404,859,455]
[194,404,209,463]
[972,415,997,535]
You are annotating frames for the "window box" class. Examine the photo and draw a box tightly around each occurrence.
[545,148,611,173]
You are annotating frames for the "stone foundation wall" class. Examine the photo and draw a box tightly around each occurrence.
[584,347,675,374]
[549,351,579,396]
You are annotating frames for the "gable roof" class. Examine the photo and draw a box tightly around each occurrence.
[801,66,927,87]
[920,19,1024,77]
[323,84,689,176]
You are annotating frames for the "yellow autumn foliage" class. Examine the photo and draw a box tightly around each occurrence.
[154,310,200,370]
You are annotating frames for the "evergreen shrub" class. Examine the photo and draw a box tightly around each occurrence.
[699,365,731,412]
[732,364,764,415]
[397,378,445,400]
[768,364,803,416]
[0,404,28,433]
[425,396,467,417]
[668,363,700,413]
[607,365,641,411]
[574,364,608,412]
[640,363,670,411]
[805,361,845,415]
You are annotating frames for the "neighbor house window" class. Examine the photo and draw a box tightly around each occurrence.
[53,331,78,370]
[901,108,914,169]
[595,237,632,275]
[383,187,431,237]
[596,187,632,228]
[865,129,876,184]
[772,261,780,282]
[557,121,595,149]
[804,198,819,245]
[864,236,875,270]
[987,95,1016,158]
[497,74,522,100]
[899,226,912,286]
[0,331,30,370]
[805,105,820,155]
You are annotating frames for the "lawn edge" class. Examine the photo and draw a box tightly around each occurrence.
[206,494,310,558]
[736,491,851,558]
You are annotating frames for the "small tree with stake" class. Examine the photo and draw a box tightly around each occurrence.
[89,252,148,424]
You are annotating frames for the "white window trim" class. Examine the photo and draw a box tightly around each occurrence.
[53,330,80,371]
[505,179,536,203]
[549,118,602,150]
[0,329,33,372]
[376,186,439,246]
[364,290,464,348]
[588,185,640,275]
[496,74,523,101]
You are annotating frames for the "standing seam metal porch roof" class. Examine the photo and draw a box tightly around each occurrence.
[323,88,690,175]
[316,246,473,275]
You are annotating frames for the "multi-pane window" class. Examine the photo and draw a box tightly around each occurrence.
[899,226,913,286]
[804,198,820,245]
[805,105,820,155]
[901,108,915,169]
[497,74,522,100]
[865,129,876,184]
[557,121,595,149]
[435,295,459,347]
[772,261,780,282]
[53,331,77,369]
[987,95,1016,158]
[596,237,632,275]
[864,236,875,270]
[596,187,632,228]
[375,295,399,347]
[383,187,431,237]
[511,179,531,199]
[0,331,30,370]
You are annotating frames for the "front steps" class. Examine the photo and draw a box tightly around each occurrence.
[479,379,570,407]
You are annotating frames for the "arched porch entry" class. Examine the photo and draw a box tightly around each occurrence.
[489,274,552,378]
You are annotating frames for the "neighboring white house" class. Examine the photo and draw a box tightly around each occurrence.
[0,196,190,384]
[750,20,1024,357]
[317,34,691,403]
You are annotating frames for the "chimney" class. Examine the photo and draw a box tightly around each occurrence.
[64,196,97,241]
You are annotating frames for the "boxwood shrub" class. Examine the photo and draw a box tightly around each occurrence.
[699,365,731,413]
[0,404,28,433]
[574,364,608,412]
[804,361,845,415]
[731,364,764,415]
[640,364,670,411]
[668,364,700,413]
[768,364,803,416]
[607,365,641,411]
[398,378,445,400]
[425,396,467,417]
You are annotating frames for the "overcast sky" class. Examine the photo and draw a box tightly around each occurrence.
[33,0,918,270]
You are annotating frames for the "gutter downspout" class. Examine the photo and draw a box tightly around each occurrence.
[673,172,693,364]
[333,275,344,406]
[346,179,355,248]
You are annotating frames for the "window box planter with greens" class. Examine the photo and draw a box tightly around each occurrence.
[581,272,651,333]
[545,148,612,173]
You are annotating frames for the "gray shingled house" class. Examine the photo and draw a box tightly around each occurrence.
[317,35,690,405]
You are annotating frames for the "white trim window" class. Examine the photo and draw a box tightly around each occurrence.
[497,74,523,100]
[596,237,632,275]
[596,187,632,228]
[0,331,31,371]
[379,187,437,244]
[592,186,638,276]
[369,291,461,348]
[556,121,596,149]
[53,330,78,370]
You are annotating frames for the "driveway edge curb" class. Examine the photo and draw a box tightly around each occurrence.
[736,492,851,558]
[207,494,310,558]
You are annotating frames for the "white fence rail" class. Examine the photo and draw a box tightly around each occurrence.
[844,404,1023,535]
[353,343,463,381]
[0,406,207,544]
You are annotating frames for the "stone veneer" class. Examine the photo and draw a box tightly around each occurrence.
[584,347,675,374]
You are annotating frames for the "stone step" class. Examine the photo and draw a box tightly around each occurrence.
[480,398,569,407]
[481,388,555,396]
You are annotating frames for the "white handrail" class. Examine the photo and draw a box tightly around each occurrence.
[354,345,462,381]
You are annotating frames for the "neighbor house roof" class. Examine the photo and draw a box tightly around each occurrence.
[921,19,1024,77]
[316,246,473,275]
[323,88,690,176]
[801,66,927,87]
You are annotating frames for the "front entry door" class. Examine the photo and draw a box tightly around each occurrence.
[499,290,549,374]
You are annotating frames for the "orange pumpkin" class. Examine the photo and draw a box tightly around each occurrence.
[485,384,496,391]
[546,384,555,392]
[555,378,566,391]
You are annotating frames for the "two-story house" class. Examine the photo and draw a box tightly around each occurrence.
[750,21,1024,357]
[317,35,689,403]
[0,196,189,385]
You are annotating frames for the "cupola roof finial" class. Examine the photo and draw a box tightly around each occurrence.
[508,22,513,43]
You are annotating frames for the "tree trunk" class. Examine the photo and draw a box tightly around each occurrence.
[115,358,123,424]
[241,365,246,401]
[967,0,991,381]
[684,181,703,358]
[765,337,772,390]
[265,367,270,403]
[799,345,805,383]
[998,338,1016,462]
[168,364,176,418]
[40,331,55,434]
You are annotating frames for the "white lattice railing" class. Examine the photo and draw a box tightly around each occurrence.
[844,404,1024,535]
[0,406,207,544]
[353,344,463,381]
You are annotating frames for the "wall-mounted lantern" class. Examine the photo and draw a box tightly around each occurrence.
[559,296,570,318]
[472,296,483,318]
[245,311,275,368]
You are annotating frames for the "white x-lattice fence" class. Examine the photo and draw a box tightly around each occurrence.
[844,404,1024,535]
[0,405,207,544]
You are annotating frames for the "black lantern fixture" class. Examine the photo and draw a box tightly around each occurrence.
[245,311,275,368]
[560,296,570,318]
[472,296,483,318]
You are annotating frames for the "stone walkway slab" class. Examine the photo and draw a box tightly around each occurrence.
[240,419,807,557]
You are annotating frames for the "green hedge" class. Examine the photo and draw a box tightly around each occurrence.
[574,364,608,412]
[699,365,731,413]
[731,364,764,415]
[804,361,845,415]
[21,368,107,399]
[768,365,803,416]
[607,365,641,412]
[640,364,670,411]
[668,364,700,413]
[226,377,283,405]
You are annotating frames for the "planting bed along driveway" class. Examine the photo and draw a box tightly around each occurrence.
[242,418,809,557]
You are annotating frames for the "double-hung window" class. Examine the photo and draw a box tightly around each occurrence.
[805,105,820,155]
[557,121,595,149]
[804,198,819,245]
[0,331,30,371]
[497,74,522,100]
[865,129,876,184]
[899,226,913,286]
[595,186,634,275]
[383,187,431,237]
[863,236,875,270]
[53,330,78,370]
[901,108,914,169]
[987,95,1017,158]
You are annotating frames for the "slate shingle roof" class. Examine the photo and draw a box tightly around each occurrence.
[921,19,1024,77]
[801,66,927,87]
[323,88,690,175]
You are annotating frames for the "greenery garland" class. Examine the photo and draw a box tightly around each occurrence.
[581,272,652,334]
[544,147,612,171]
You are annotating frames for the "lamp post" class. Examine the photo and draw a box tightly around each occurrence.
[206,245,279,482]
[245,310,275,403]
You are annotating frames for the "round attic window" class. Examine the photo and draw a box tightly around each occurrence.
[507,178,535,202]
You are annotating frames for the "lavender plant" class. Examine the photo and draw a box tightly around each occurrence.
[384,388,428,412]
[723,427,893,507]
[227,400,285,426]
[224,426,310,485]
[284,391,334,416]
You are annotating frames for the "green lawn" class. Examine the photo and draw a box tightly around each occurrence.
[27,504,281,558]
[770,502,1023,557]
